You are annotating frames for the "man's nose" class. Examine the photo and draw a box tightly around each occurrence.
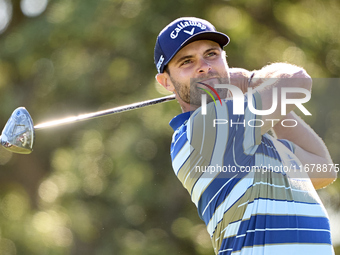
[197,58,212,73]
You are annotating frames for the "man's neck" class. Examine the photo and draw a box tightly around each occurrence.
[180,103,200,113]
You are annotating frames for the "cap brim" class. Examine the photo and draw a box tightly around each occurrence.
[164,31,230,68]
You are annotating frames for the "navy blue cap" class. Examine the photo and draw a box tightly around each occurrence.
[154,17,230,73]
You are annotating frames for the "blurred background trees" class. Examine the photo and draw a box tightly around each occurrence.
[0,0,339,254]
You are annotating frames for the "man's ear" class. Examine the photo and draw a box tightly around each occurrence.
[156,73,175,92]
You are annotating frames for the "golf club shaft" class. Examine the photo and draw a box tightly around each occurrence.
[34,94,176,130]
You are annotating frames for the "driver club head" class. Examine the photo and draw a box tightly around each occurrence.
[0,107,35,154]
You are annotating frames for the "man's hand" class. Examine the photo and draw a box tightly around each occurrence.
[229,67,264,93]
[229,68,252,94]
[251,63,312,135]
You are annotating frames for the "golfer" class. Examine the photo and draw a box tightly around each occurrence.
[154,17,336,255]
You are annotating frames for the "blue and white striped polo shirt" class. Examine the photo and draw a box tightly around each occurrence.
[169,93,334,255]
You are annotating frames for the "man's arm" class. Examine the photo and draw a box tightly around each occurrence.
[273,112,337,189]
[229,65,336,189]
[249,63,312,134]
[229,64,312,134]
[251,64,336,189]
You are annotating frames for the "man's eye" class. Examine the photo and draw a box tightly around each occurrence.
[181,59,192,66]
[207,52,217,57]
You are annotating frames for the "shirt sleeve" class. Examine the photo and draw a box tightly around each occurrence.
[188,92,263,161]
[278,139,296,153]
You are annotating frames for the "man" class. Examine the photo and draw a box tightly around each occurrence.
[154,17,336,254]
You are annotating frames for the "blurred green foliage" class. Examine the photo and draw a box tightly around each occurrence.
[0,0,339,254]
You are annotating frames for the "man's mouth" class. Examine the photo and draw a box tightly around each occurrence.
[197,77,219,86]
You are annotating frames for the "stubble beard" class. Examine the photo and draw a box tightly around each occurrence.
[170,71,230,106]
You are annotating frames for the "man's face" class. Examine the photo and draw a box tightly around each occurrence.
[167,40,230,106]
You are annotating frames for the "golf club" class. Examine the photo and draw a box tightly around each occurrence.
[0,94,176,154]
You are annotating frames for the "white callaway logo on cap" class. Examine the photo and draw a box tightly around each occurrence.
[170,21,207,39]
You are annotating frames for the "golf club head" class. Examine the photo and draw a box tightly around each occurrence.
[0,107,34,154]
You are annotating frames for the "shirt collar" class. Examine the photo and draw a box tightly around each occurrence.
[169,111,192,131]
